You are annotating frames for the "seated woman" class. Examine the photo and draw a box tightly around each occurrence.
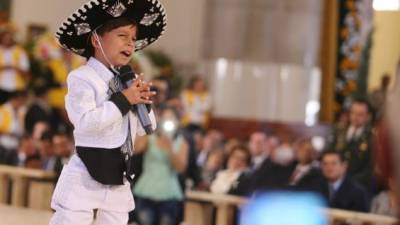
[371,177,399,217]
[210,145,251,194]
[133,106,188,225]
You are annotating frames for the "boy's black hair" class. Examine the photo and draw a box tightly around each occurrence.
[83,17,137,59]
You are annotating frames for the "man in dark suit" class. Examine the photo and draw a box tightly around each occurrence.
[319,151,369,212]
[24,86,57,135]
[5,134,41,168]
[230,143,296,196]
[289,139,322,191]
[330,99,373,190]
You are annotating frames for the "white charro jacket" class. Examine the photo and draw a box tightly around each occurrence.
[65,57,156,148]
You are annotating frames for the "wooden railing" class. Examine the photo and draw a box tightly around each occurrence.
[0,165,56,209]
[184,191,398,225]
[0,166,398,225]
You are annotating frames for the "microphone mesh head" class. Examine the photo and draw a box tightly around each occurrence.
[119,65,135,82]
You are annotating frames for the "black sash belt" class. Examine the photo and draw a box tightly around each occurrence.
[76,146,133,185]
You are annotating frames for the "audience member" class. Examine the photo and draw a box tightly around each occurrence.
[197,149,225,191]
[133,107,189,225]
[0,23,30,104]
[5,134,41,168]
[371,177,399,217]
[181,76,211,132]
[248,132,269,172]
[24,86,57,134]
[369,74,391,119]
[319,151,369,212]
[0,90,27,151]
[210,145,251,194]
[196,129,223,168]
[232,142,296,196]
[37,131,62,173]
[289,139,321,190]
[330,99,374,190]
[52,131,73,166]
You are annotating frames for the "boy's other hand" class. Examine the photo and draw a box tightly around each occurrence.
[122,75,156,105]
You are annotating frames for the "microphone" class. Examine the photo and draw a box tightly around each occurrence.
[119,65,154,135]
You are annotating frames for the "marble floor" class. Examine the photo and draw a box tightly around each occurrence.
[0,205,140,225]
[0,204,52,225]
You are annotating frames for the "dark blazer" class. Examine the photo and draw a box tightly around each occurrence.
[230,159,296,196]
[291,166,323,192]
[330,126,374,189]
[24,103,54,134]
[5,150,42,168]
[320,176,370,212]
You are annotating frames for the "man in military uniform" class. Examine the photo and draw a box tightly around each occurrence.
[330,99,373,191]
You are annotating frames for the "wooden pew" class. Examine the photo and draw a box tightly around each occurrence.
[326,208,398,225]
[185,191,398,225]
[185,191,246,225]
[0,165,55,208]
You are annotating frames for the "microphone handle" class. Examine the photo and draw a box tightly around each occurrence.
[136,103,153,134]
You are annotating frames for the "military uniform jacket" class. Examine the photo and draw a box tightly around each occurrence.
[331,125,373,188]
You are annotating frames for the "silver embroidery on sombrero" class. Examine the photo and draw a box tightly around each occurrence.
[106,0,127,17]
[128,0,134,4]
[71,48,85,54]
[74,23,91,35]
[135,39,148,50]
[140,13,160,26]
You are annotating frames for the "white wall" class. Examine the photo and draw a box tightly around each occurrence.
[11,0,86,39]
[368,11,400,90]
[11,0,206,66]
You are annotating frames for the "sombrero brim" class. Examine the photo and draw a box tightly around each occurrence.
[55,0,167,56]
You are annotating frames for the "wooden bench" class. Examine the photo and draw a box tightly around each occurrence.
[185,191,398,225]
[0,165,56,209]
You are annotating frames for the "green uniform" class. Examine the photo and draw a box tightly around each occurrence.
[331,125,374,190]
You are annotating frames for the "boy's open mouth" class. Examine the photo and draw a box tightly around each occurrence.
[121,51,132,57]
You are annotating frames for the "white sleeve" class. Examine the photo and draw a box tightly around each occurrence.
[210,171,230,194]
[18,50,30,72]
[65,74,123,133]
[136,109,157,136]
[201,94,212,112]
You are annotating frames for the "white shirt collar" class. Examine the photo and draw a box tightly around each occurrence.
[295,164,311,173]
[347,125,364,140]
[87,57,115,84]
[330,176,344,192]
[252,154,266,169]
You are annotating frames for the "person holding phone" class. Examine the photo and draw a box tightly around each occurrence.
[133,106,188,225]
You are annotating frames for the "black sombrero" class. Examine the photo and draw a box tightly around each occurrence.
[55,0,167,56]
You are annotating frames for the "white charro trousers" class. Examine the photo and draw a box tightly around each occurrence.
[49,154,134,225]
